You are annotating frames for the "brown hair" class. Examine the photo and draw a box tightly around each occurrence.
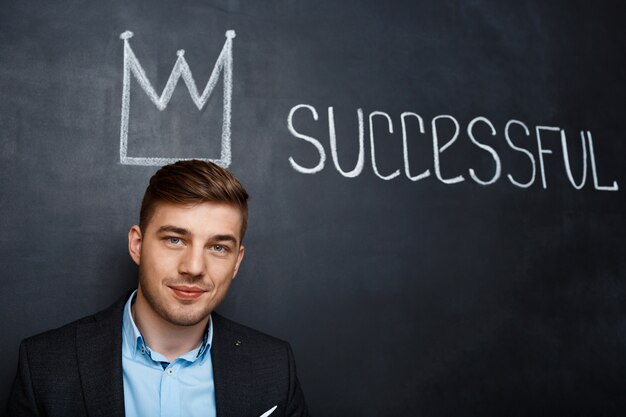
[139,160,249,240]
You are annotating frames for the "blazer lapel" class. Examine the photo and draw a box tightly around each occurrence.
[212,313,238,416]
[212,313,254,417]
[76,294,128,417]
[211,313,285,416]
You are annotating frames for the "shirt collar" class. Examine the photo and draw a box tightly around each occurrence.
[122,289,213,362]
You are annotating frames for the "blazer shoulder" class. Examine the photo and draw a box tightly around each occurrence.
[211,312,287,344]
[7,293,130,417]
[22,292,129,356]
[212,312,289,347]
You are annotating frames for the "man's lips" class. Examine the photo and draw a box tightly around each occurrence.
[168,285,206,300]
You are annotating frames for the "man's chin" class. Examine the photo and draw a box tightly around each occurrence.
[154,302,213,327]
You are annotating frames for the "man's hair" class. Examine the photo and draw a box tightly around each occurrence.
[139,160,249,240]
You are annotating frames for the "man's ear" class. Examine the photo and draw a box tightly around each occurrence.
[232,245,245,280]
[128,225,143,266]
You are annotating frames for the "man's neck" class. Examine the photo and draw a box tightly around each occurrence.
[131,294,208,362]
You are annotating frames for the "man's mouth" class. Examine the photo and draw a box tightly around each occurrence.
[168,285,206,300]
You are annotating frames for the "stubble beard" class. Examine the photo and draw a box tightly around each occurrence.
[138,267,213,327]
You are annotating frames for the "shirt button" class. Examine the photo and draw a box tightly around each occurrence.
[167,368,174,376]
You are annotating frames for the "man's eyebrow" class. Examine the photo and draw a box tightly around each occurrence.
[210,234,238,244]
[156,225,191,236]
[156,227,238,244]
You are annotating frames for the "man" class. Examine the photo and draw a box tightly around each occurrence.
[6,160,309,417]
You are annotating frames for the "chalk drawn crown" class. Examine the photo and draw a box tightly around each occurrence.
[119,30,236,167]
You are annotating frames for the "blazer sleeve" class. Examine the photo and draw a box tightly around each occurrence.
[285,343,310,417]
[4,340,42,417]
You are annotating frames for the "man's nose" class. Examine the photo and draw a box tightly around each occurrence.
[179,246,206,277]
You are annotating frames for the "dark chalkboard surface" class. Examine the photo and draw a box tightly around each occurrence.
[2,1,625,415]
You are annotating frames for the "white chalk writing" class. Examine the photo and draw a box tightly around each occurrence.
[287,105,619,191]
[119,30,235,167]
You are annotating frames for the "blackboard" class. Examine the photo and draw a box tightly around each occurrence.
[2,1,625,415]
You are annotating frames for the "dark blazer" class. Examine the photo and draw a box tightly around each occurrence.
[5,293,309,417]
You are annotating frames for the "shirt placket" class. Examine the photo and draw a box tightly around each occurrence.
[161,362,180,417]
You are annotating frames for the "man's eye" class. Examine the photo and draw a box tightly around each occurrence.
[212,245,226,252]
[168,237,182,245]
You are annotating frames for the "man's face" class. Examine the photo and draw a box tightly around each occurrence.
[128,201,245,327]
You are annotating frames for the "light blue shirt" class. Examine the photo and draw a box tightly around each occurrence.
[121,290,217,417]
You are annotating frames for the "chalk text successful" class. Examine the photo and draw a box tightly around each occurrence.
[287,104,618,191]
